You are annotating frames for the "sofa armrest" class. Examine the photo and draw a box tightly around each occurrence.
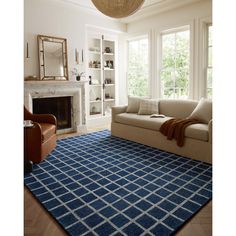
[112,105,127,123]
[208,119,212,143]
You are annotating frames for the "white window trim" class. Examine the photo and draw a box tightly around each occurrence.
[159,24,192,99]
[126,33,151,97]
[206,24,212,98]
[199,17,212,98]
[161,25,190,36]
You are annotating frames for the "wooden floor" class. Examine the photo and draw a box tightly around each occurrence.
[24,125,212,236]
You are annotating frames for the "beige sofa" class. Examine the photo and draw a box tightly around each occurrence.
[111,99,212,164]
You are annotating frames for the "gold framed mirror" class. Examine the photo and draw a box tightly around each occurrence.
[38,35,68,80]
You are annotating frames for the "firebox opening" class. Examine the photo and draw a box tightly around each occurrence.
[33,96,72,130]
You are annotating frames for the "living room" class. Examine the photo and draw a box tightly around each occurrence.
[1,0,235,235]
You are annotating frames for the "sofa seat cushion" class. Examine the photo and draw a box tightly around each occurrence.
[39,123,56,142]
[185,123,209,141]
[115,113,209,142]
[115,113,173,131]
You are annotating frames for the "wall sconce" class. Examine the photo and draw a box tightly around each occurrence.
[75,48,79,64]
[82,49,84,63]
[75,48,84,64]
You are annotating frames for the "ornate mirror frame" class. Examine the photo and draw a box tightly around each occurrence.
[38,35,68,80]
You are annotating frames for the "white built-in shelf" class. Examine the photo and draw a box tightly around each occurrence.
[104,99,115,102]
[88,67,101,70]
[87,32,117,122]
[103,53,114,56]
[90,84,102,87]
[90,100,102,103]
[89,113,102,118]
[88,51,100,55]
[104,68,114,71]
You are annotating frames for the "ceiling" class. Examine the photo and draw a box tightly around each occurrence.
[60,0,204,23]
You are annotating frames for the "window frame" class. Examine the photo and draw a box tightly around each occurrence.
[199,17,212,99]
[206,24,212,98]
[159,25,191,99]
[126,34,150,97]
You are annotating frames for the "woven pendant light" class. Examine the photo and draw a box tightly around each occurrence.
[91,0,145,18]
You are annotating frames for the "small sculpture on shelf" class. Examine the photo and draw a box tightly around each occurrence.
[105,78,112,84]
[104,60,114,69]
[91,106,97,113]
[105,47,112,53]
[104,60,109,68]
[93,60,101,68]
[108,61,113,69]
[89,60,101,68]
[105,93,113,99]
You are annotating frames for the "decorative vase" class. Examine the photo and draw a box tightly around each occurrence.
[105,47,111,53]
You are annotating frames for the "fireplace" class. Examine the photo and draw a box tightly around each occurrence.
[33,96,72,130]
[24,80,88,134]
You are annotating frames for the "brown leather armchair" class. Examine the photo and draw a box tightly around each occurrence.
[24,106,57,163]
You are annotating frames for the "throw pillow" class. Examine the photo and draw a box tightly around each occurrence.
[188,98,212,123]
[126,96,144,113]
[138,99,159,115]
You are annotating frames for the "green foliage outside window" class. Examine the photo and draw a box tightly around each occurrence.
[127,38,148,97]
[161,30,190,99]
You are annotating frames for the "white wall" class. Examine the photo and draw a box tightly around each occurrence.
[24,0,126,79]
[118,0,212,104]
[24,0,212,105]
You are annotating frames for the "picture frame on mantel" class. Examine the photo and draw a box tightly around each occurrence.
[37,35,69,81]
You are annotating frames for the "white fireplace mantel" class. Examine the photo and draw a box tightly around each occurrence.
[24,80,89,134]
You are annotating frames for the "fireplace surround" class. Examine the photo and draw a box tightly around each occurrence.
[24,81,89,134]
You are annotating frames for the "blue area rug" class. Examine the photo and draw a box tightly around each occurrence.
[24,130,212,236]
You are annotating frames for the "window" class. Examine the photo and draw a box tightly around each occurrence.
[127,37,149,97]
[160,28,190,99]
[206,25,212,98]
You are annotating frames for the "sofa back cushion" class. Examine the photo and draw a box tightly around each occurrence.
[126,96,144,113]
[159,99,198,118]
[188,98,212,123]
[138,99,159,115]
